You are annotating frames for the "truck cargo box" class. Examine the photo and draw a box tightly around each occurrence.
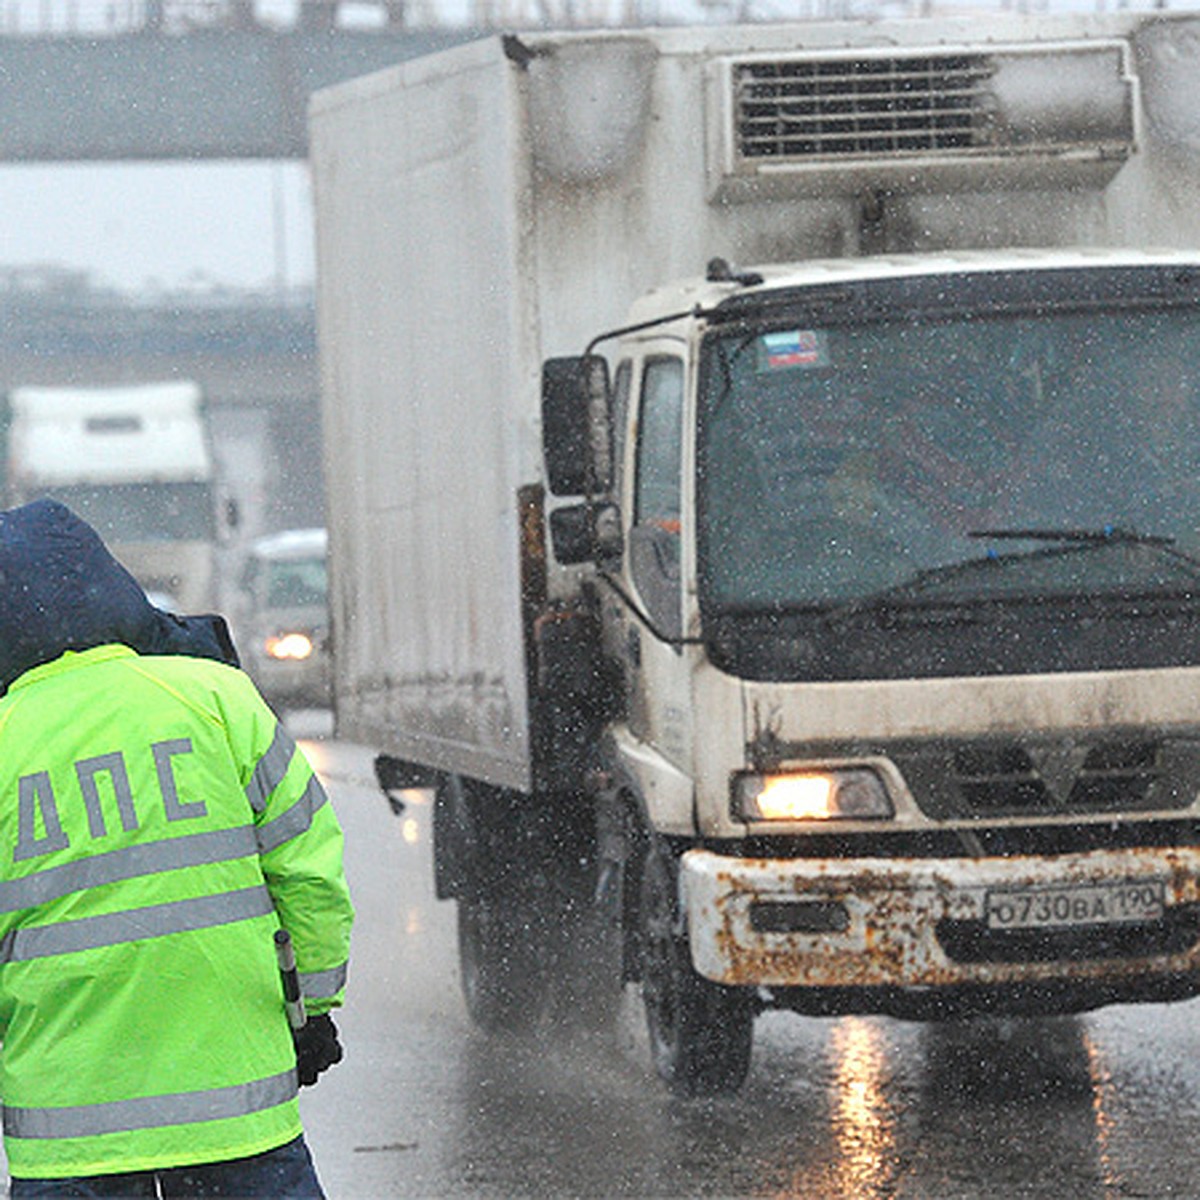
[311,15,1200,791]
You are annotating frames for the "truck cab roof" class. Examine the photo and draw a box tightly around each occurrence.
[622,247,1200,334]
[248,527,327,562]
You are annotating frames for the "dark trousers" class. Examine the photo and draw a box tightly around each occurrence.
[9,1135,325,1199]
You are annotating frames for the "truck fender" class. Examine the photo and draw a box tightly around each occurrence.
[593,753,658,983]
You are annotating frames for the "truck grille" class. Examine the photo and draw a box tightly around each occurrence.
[952,740,1160,815]
[890,734,1200,821]
[734,54,994,161]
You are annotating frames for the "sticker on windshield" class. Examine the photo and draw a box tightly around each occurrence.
[758,330,828,371]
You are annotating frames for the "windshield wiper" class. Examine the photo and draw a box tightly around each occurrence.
[965,525,1200,577]
[967,526,1176,546]
[811,525,1200,625]
[713,527,1200,630]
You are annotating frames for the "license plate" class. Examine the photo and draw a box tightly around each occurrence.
[985,880,1165,931]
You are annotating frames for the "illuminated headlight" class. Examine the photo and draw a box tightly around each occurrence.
[264,632,314,661]
[734,768,892,823]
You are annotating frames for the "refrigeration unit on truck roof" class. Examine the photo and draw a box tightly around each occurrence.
[707,38,1136,199]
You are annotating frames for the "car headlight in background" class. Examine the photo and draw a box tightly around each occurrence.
[264,632,315,661]
[734,768,892,822]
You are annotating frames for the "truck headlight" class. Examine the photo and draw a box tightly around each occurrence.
[734,768,892,822]
[265,632,315,661]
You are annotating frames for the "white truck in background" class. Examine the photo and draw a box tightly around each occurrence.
[5,381,221,612]
[312,14,1200,1095]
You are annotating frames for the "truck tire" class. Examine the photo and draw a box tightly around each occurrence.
[457,895,545,1034]
[638,846,754,1097]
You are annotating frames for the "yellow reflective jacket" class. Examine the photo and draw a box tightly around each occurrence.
[0,644,354,1179]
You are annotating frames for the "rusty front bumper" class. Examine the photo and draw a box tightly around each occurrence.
[682,845,1200,989]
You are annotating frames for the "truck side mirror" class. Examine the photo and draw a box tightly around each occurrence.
[549,502,623,565]
[542,355,612,496]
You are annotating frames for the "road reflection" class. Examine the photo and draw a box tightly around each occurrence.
[919,1015,1093,1102]
[295,736,334,779]
[750,1013,1112,1198]
[827,1018,898,1197]
[1082,1029,1122,1197]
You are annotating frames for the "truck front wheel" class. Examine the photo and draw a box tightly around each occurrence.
[457,895,544,1034]
[638,846,754,1097]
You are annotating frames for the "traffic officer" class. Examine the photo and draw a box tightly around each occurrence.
[0,498,354,1198]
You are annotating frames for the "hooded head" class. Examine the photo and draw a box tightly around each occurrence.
[0,498,238,693]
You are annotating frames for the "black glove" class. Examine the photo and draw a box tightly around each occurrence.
[293,1013,343,1087]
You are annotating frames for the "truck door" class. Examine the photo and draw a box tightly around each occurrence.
[624,351,692,768]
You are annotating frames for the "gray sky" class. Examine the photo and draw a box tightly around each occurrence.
[0,160,315,293]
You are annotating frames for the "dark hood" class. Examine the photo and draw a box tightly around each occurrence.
[0,498,239,693]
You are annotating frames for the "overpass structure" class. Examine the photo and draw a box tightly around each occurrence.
[0,17,493,633]
[0,0,686,164]
[0,19,487,598]
[0,25,479,161]
[0,11,618,611]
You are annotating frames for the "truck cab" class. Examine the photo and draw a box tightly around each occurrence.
[545,250,1200,1093]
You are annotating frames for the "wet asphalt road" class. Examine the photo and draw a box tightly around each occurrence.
[5,711,1176,1200]
[294,720,1200,1200]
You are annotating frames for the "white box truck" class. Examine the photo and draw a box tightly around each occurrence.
[5,381,221,612]
[311,13,1200,1095]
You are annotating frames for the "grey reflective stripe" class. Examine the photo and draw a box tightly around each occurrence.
[256,774,328,855]
[0,825,259,915]
[299,961,347,999]
[4,1068,297,1140]
[0,885,274,964]
[245,724,298,814]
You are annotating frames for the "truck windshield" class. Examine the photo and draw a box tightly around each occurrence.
[697,305,1200,612]
[266,557,327,608]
